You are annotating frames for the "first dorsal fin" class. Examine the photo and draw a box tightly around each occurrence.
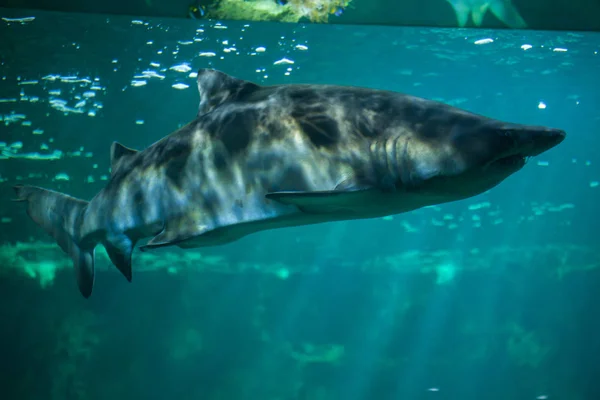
[110,142,139,177]
[196,69,260,116]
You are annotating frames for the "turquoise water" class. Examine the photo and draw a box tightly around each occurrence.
[1,8,599,400]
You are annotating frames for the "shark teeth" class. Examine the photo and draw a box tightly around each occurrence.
[491,153,527,168]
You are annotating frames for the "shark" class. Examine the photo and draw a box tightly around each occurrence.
[445,0,527,28]
[13,68,565,298]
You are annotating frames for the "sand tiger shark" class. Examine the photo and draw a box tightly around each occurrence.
[13,69,565,298]
[445,0,527,28]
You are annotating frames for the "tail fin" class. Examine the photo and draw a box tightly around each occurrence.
[13,185,96,298]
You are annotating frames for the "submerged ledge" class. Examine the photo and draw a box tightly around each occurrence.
[2,241,597,290]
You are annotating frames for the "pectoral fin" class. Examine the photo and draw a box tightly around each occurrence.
[266,189,376,214]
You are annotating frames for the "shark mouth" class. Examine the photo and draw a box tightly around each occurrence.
[492,153,529,168]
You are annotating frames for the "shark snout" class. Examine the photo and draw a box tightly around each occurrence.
[511,126,566,157]
[483,124,566,171]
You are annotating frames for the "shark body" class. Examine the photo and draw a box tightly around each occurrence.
[445,0,527,28]
[14,69,564,297]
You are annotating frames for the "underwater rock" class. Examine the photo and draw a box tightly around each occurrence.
[210,0,299,22]
[506,322,551,368]
[1,241,598,290]
[288,342,345,364]
[209,0,352,23]
[51,310,101,400]
[169,328,204,360]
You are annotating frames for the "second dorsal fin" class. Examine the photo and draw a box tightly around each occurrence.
[110,142,139,177]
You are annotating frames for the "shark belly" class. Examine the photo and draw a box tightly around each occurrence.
[172,154,344,247]
[174,189,444,248]
[172,174,441,249]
